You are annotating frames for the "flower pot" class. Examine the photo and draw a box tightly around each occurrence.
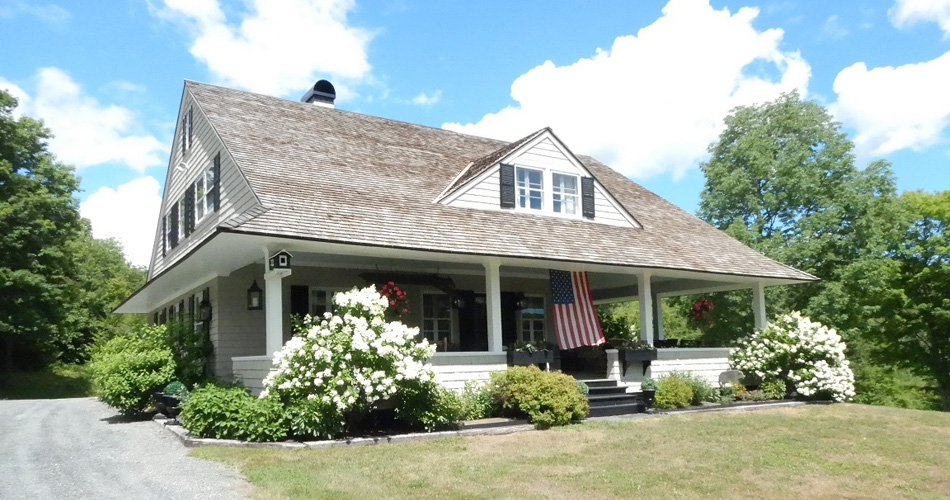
[162,394,182,418]
[153,392,167,415]
[619,349,658,362]
[506,350,555,366]
[641,389,656,409]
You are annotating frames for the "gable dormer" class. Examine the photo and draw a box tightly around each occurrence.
[437,128,639,228]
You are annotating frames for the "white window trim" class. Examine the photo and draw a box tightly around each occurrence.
[421,292,454,350]
[517,295,547,343]
[194,165,215,225]
[513,165,582,220]
[308,287,346,317]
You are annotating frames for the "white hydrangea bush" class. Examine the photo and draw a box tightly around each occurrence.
[261,285,436,436]
[731,312,855,402]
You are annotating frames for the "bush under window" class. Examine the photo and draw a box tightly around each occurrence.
[90,324,176,415]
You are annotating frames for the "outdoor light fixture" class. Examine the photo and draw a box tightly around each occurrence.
[247,280,263,310]
[514,292,527,310]
[452,297,466,309]
[198,299,213,322]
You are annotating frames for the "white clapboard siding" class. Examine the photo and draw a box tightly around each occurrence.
[445,136,636,228]
[148,89,260,279]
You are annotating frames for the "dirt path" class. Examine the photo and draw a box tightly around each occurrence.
[0,397,250,500]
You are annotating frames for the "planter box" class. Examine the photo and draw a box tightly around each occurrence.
[619,349,658,376]
[619,349,658,362]
[507,350,555,367]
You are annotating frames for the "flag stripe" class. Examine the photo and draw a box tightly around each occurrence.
[550,270,604,350]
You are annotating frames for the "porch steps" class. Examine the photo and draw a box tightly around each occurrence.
[577,378,646,418]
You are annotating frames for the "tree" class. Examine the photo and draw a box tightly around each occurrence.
[865,191,950,410]
[0,89,84,370]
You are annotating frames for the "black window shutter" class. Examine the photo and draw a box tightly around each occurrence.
[499,163,515,208]
[213,153,221,212]
[181,117,187,156]
[184,185,195,235]
[290,285,309,316]
[169,204,179,248]
[581,176,595,219]
[187,107,193,148]
[162,217,166,257]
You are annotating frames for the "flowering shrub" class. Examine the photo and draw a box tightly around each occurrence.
[731,312,855,402]
[261,285,437,438]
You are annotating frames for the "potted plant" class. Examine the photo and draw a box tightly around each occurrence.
[506,341,556,367]
[159,381,188,418]
[640,377,658,409]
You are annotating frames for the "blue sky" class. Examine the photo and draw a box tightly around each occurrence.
[1,0,949,268]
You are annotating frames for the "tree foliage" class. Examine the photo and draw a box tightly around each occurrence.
[0,89,145,369]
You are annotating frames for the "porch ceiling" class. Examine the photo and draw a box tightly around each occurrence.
[117,230,809,313]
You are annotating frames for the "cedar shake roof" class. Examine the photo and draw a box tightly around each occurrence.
[439,127,549,200]
[188,80,815,281]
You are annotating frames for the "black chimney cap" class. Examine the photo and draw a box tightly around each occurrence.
[301,80,336,105]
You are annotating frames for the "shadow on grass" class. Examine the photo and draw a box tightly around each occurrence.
[0,364,94,400]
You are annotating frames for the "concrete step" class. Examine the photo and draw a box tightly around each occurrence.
[586,385,629,396]
[576,378,620,389]
[587,393,639,405]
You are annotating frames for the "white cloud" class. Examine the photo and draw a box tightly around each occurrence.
[821,14,849,39]
[80,176,163,268]
[1,68,166,171]
[411,90,441,106]
[0,77,29,116]
[0,2,70,25]
[443,0,810,179]
[831,51,950,157]
[890,0,950,36]
[156,0,373,98]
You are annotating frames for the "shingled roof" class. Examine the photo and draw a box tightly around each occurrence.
[188,80,814,282]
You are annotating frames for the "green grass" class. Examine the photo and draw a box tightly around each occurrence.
[0,363,95,399]
[193,404,950,500]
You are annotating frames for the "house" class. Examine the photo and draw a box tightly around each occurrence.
[115,80,815,394]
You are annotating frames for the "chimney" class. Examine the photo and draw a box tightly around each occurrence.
[301,80,336,108]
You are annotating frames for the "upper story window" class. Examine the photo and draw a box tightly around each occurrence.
[552,173,578,215]
[194,165,216,223]
[514,166,580,217]
[180,107,193,156]
[516,167,543,210]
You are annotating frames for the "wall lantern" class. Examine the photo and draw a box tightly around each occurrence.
[514,292,527,310]
[452,297,466,309]
[247,280,263,310]
[269,250,293,271]
[198,299,213,322]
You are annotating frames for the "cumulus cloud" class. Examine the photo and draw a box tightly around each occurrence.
[411,90,441,106]
[443,0,809,179]
[80,176,163,268]
[1,68,166,171]
[155,0,373,98]
[890,0,950,36]
[831,51,950,157]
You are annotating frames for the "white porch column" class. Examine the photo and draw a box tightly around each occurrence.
[484,261,503,352]
[638,273,654,346]
[752,281,767,330]
[654,293,665,341]
[264,248,292,357]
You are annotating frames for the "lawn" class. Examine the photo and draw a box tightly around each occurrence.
[194,403,950,500]
[0,363,95,399]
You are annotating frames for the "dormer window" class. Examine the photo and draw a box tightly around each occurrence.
[516,167,543,210]
[180,107,193,156]
[552,173,578,215]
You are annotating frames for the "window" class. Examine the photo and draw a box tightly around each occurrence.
[309,288,341,317]
[194,165,216,223]
[181,107,193,156]
[518,296,546,343]
[177,199,186,241]
[422,294,453,348]
[516,167,543,210]
[552,173,578,215]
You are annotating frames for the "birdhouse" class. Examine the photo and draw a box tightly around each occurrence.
[269,250,293,270]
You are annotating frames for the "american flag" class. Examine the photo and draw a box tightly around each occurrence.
[549,270,605,350]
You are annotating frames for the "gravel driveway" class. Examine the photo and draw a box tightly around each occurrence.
[0,397,249,500]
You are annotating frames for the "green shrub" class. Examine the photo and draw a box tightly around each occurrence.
[164,317,212,386]
[641,377,658,391]
[760,379,787,400]
[179,384,287,442]
[488,365,588,429]
[394,379,461,432]
[677,372,718,405]
[163,380,186,396]
[458,380,493,420]
[654,375,694,409]
[90,325,176,415]
[737,389,768,402]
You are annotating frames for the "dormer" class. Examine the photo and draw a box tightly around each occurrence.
[436,128,640,228]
